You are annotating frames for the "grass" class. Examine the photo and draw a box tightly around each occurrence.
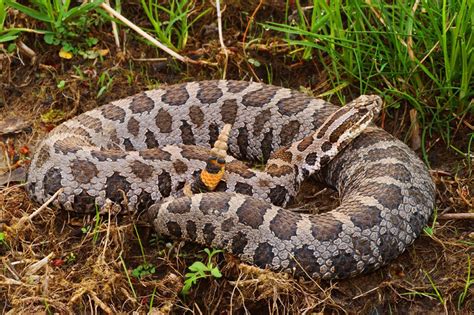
[140,0,210,51]
[4,0,105,55]
[262,0,473,162]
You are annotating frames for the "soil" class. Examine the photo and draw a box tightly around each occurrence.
[0,1,472,314]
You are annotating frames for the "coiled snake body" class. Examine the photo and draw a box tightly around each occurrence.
[27,80,435,279]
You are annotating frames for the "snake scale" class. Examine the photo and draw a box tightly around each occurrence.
[27,80,435,279]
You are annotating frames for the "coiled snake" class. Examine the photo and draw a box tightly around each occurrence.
[27,80,435,279]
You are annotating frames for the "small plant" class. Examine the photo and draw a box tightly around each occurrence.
[131,262,156,279]
[140,0,211,51]
[458,255,473,310]
[65,252,76,264]
[181,248,223,295]
[5,0,105,55]
[97,70,114,98]
[0,232,8,248]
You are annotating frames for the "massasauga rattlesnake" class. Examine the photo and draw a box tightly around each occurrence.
[27,80,435,279]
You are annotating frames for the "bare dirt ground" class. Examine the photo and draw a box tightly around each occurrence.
[1,2,473,314]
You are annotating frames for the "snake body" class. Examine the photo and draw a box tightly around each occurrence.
[27,80,435,279]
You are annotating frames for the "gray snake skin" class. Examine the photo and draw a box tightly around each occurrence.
[27,80,435,279]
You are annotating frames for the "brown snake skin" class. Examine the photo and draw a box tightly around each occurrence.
[27,80,435,279]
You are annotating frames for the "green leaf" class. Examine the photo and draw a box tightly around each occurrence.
[44,33,55,44]
[5,0,52,23]
[0,33,18,43]
[57,80,66,89]
[210,267,222,278]
[188,261,207,272]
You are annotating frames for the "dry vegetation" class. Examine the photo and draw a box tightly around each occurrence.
[1,0,473,314]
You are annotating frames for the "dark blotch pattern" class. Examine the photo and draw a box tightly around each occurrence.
[332,251,359,279]
[231,231,248,255]
[253,109,271,135]
[269,211,301,240]
[189,105,205,127]
[357,182,403,210]
[321,141,333,152]
[305,152,318,166]
[266,164,293,177]
[145,130,159,148]
[276,92,312,116]
[237,127,249,159]
[158,171,172,197]
[101,104,126,122]
[130,92,154,113]
[123,139,134,151]
[310,215,343,242]
[71,159,99,184]
[208,123,219,147]
[136,191,153,209]
[261,130,273,161]
[203,223,216,244]
[253,243,274,267]
[173,159,188,174]
[180,121,195,145]
[226,161,256,179]
[280,120,301,146]
[54,137,89,154]
[105,172,131,203]
[199,194,231,215]
[221,100,238,124]
[268,185,288,206]
[34,146,50,169]
[378,233,402,263]
[155,109,172,133]
[72,190,96,213]
[292,245,320,276]
[127,117,140,137]
[236,198,270,229]
[167,197,192,214]
[235,182,253,195]
[186,221,197,239]
[226,80,250,93]
[166,221,182,238]
[221,218,234,232]
[139,148,171,160]
[296,136,313,152]
[91,149,127,162]
[242,86,279,107]
[161,83,189,106]
[130,160,154,181]
[44,168,62,196]
[180,145,209,161]
[349,204,383,230]
[75,114,102,133]
[197,81,223,104]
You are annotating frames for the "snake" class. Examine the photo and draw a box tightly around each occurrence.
[26,80,435,279]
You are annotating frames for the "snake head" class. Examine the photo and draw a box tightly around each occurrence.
[296,95,382,182]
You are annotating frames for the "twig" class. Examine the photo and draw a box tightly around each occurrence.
[88,290,114,314]
[105,0,121,50]
[215,0,229,78]
[242,0,264,46]
[439,213,474,220]
[14,188,63,230]
[99,2,193,64]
